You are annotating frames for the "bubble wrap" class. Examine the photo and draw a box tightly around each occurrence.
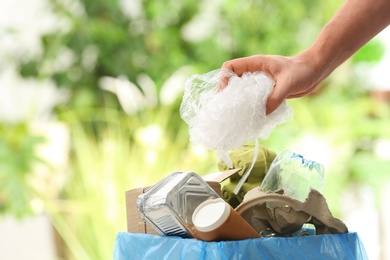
[180,69,293,167]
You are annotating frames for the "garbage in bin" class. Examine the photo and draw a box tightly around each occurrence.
[219,148,348,237]
[236,188,348,237]
[135,150,349,241]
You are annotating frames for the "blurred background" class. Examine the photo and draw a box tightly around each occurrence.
[0,0,389,259]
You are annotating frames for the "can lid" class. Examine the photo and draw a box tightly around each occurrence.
[192,198,230,232]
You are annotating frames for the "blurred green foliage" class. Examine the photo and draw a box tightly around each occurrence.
[18,0,344,109]
[0,123,47,217]
[353,39,386,64]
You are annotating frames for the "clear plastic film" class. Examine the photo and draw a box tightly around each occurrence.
[180,69,293,168]
[259,149,325,201]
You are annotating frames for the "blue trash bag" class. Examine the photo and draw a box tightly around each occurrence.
[113,232,368,260]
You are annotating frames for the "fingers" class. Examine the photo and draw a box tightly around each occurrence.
[216,68,234,91]
[217,58,248,91]
[218,56,264,91]
[266,88,286,115]
[219,54,319,115]
[220,55,286,115]
[222,57,252,76]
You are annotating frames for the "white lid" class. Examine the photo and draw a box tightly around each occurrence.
[192,198,230,232]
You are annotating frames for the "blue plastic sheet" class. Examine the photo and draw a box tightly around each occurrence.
[114,232,368,260]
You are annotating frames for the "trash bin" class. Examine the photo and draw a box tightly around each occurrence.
[113,231,368,260]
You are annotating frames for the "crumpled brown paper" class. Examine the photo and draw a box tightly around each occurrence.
[236,188,348,236]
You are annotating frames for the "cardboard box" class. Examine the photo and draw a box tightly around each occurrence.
[125,169,240,234]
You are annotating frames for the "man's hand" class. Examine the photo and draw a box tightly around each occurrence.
[220,53,324,115]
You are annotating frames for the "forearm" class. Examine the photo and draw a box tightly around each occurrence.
[300,0,390,82]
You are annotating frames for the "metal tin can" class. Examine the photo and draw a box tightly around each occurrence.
[136,171,220,238]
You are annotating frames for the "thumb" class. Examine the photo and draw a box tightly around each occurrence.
[265,86,288,115]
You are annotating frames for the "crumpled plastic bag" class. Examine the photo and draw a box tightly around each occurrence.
[180,69,293,167]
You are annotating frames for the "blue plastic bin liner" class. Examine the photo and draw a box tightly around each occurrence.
[113,232,368,260]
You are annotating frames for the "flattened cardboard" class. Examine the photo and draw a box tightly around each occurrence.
[126,187,159,234]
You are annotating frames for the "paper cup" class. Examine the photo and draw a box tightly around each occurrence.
[191,198,260,241]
